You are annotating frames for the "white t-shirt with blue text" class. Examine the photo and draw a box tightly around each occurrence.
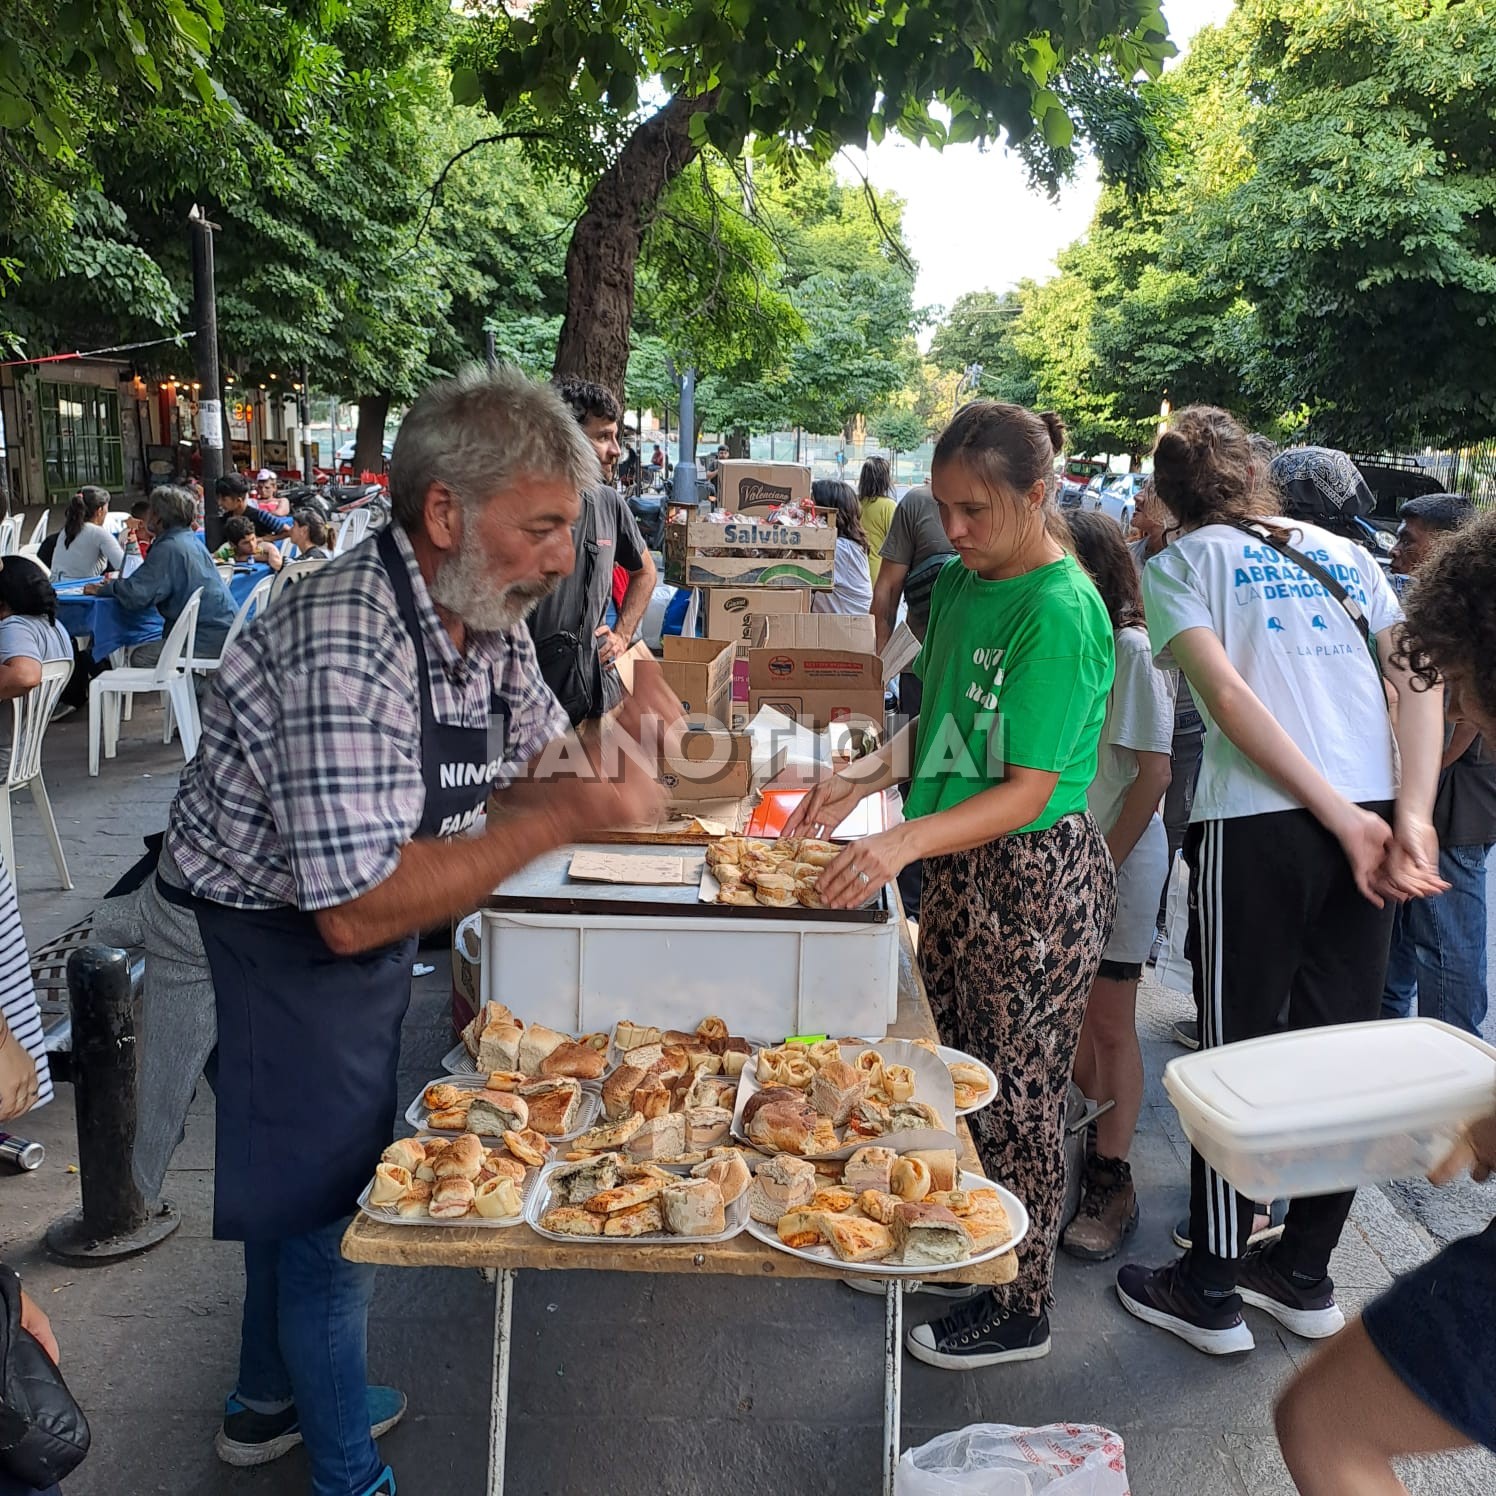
[1142,518,1402,821]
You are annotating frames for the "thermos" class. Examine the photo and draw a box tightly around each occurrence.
[0,1133,44,1171]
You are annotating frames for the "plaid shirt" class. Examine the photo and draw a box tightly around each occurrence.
[168,525,569,912]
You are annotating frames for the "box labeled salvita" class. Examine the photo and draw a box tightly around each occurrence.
[665,517,835,589]
[658,635,735,724]
[716,460,811,514]
[703,585,811,657]
[747,645,885,731]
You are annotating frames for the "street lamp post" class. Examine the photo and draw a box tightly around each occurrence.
[953,362,984,417]
[188,204,226,549]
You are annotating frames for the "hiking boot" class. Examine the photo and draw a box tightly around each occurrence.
[1115,1257,1254,1356]
[1236,1243,1345,1339]
[1062,1157,1138,1262]
[216,1386,407,1467]
[905,1293,1051,1370]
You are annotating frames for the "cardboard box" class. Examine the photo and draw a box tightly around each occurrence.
[750,612,878,656]
[716,460,812,513]
[747,645,887,731]
[660,729,786,806]
[703,585,812,657]
[665,517,835,589]
[658,635,735,725]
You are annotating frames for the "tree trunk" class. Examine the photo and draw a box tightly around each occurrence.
[728,427,749,458]
[353,393,391,476]
[551,90,720,402]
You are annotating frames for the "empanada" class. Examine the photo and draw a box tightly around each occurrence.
[473,1175,522,1219]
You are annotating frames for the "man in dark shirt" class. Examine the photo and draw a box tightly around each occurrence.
[216,473,294,537]
[526,379,657,724]
[1381,493,1495,1035]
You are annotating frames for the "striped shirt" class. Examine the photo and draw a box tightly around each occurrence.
[0,858,51,1109]
[167,525,569,912]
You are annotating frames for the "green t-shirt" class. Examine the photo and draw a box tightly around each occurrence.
[904,553,1115,833]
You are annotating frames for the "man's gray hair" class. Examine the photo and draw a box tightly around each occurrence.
[148,484,197,531]
[388,364,600,529]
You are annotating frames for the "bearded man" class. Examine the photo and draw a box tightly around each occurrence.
[125,366,679,1496]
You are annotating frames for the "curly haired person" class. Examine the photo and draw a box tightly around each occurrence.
[1275,509,1496,1494]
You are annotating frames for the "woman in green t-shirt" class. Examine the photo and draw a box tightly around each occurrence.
[787,401,1117,1370]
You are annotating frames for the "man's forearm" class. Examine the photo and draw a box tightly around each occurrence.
[617,560,656,643]
[314,807,567,956]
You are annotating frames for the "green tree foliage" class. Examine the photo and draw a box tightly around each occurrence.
[460,0,1176,390]
[871,407,927,457]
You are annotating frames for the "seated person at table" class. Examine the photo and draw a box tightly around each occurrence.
[0,558,73,765]
[255,469,289,516]
[289,509,333,560]
[85,485,237,663]
[215,473,292,536]
[126,500,152,558]
[52,486,125,580]
[213,517,284,572]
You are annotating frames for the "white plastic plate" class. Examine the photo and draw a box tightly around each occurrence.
[405,1076,602,1143]
[937,1046,999,1117]
[744,1171,1029,1276]
[524,1160,750,1246]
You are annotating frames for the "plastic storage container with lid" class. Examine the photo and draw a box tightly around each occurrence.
[1164,1018,1496,1200]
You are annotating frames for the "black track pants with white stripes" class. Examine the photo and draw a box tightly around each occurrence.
[1183,804,1396,1293]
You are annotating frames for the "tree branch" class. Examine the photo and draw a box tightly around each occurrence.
[402,129,561,257]
[837,150,916,277]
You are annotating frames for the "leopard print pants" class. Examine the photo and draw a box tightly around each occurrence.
[918,811,1116,1316]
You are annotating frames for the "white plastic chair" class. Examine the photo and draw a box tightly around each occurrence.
[0,517,21,555]
[187,574,271,681]
[333,508,371,555]
[0,658,74,888]
[27,512,47,549]
[267,556,329,607]
[88,589,202,776]
[17,547,48,576]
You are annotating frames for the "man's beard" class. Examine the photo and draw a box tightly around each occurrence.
[429,534,560,632]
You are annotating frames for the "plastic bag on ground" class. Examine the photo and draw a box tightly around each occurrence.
[1155,854,1193,995]
[896,1424,1129,1496]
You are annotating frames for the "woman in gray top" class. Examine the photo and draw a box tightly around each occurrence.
[52,486,125,581]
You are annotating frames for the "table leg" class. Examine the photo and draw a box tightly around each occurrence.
[883,1279,903,1496]
[487,1267,515,1496]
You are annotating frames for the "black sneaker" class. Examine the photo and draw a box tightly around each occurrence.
[1115,1258,1254,1355]
[215,1386,406,1467]
[1171,1019,1200,1050]
[843,1276,986,1300]
[1235,1244,1345,1339]
[905,1293,1050,1369]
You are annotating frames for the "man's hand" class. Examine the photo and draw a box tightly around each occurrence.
[557,735,668,837]
[20,1289,59,1365]
[1429,1111,1496,1186]
[0,1028,39,1120]
[594,624,628,666]
[612,657,685,757]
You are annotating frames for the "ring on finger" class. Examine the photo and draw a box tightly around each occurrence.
[857,870,871,885]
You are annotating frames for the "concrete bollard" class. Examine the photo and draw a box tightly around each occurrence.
[45,945,179,1263]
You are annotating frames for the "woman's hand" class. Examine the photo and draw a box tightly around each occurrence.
[19,1289,59,1365]
[782,773,868,840]
[815,827,914,910]
[0,1028,39,1120]
[1374,816,1447,904]
[1429,1112,1496,1186]
[1328,803,1396,907]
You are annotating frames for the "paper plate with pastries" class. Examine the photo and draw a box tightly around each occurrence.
[405,1075,603,1144]
[357,1134,541,1229]
[525,1157,751,1245]
[744,1170,1029,1276]
[731,1038,958,1162]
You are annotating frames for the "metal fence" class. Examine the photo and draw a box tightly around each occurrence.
[1351,441,1496,510]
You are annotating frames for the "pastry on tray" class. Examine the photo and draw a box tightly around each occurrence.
[539,1204,605,1237]
[603,1199,665,1236]
[692,1153,750,1206]
[517,1079,582,1138]
[660,1178,727,1236]
[823,1214,895,1263]
[843,1146,896,1195]
[888,1202,971,1267]
[548,1152,623,1206]
[747,1155,817,1224]
[473,1176,523,1219]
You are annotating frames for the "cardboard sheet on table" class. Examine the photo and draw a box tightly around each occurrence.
[567,850,704,885]
[731,1038,957,1161]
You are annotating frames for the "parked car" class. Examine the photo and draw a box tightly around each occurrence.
[336,439,394,467]
[1059,457,1108,509]
[1093,472,1148,533]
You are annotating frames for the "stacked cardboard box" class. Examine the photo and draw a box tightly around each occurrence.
[746,613,886,731]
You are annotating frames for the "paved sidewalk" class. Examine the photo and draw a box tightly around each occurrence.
[3,707,1494,1494]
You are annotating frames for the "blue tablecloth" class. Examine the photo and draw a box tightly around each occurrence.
[54,581,162,663]
[54,564,268,662]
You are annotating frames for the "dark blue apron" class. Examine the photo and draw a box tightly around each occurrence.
[193,526,501,1241]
